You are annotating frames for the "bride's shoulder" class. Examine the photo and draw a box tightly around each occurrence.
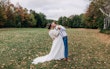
[49,29,56,34]
[49,29,54,32]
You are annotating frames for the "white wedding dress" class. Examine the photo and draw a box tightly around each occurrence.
[32,29,64,64]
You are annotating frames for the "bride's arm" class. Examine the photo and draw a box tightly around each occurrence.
[49,30,57,40]
[54,30,60,37]
[49,30,60,40]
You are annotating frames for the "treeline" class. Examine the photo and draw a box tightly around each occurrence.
[58,14,85,28]
[0,1,53,28]
[0,0,109,30]
[57,13,104,29]
[58,0,110,30]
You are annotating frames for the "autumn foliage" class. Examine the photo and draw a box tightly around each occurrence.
[0,1,47,28]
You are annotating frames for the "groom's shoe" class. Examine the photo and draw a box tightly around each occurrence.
[64,58,68,61]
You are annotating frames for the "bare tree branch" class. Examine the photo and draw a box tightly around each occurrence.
[99,8,109,17]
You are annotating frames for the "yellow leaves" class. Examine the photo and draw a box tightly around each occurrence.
[23,57,27,60]
[30,64,36,69]
[12,48,17,51]
[53,64,58,68]
[0,64,5,69]
[28,56,31,60]
[21,61,27,65]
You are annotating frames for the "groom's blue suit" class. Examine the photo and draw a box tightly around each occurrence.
[55,25,68,58]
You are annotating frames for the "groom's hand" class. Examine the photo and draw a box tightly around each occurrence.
[58,26,61,30]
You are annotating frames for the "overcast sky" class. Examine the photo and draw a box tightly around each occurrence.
[10,0,90,20]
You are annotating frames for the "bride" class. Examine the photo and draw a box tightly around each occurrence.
[32,23,65,64]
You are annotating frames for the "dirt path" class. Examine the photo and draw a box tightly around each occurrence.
[79,28,110,46]
[95,31,110,46]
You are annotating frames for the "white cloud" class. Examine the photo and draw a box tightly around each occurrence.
[10,0,90,20]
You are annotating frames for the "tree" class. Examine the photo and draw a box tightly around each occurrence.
[29,10,36,27]
[47,19,54,24]
[84,1,104,29]
[0,0,7,27]
[66,18,72,28]
[67,15,84,28]
[39,13,47,28]
[88,0,110,29]
[57,14,85,28]
[5,4,16,27]
[0,8,6,27]
[58,16,68,26]
[58,17,63,25]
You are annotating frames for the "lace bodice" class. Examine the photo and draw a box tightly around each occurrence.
[49,29,60,39]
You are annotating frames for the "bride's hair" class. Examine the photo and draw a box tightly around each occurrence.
[47,23,52,29]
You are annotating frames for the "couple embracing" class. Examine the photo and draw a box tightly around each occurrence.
[32,22,68,64]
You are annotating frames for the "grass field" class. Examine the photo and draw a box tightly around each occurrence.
[0,28,110,69]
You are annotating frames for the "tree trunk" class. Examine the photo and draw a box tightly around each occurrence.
[103,18,106,29]
[108,16,110,29]
[99,8,110,29]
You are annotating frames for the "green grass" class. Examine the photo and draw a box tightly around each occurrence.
[0,28,110,69]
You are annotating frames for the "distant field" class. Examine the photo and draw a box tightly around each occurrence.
[0,28,110,69]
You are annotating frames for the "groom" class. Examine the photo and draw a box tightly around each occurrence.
[51,21,68,61]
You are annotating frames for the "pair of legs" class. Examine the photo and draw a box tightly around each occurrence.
[63,36,68,60]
